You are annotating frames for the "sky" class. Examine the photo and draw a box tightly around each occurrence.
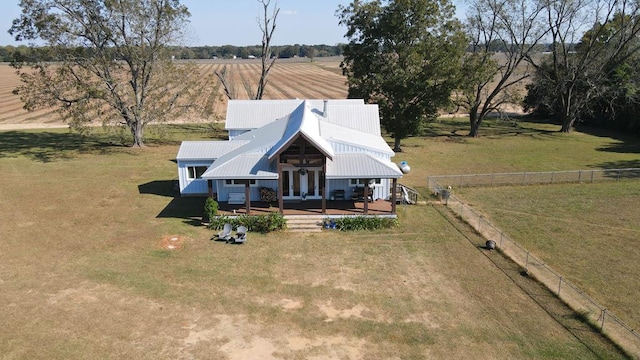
[0,0,468,47]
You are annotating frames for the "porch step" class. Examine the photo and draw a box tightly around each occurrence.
[284,215,324,232]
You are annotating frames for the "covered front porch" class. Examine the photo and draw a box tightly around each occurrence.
[216,199,397,216]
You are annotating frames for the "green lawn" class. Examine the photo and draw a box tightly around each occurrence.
[456,181,640,334]
[0,120,636,359]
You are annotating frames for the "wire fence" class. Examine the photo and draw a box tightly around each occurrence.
[427,171,640,358]
[427,168,640,190]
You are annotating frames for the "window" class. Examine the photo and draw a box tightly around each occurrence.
[187,166,208,180]
[225,179,257,187]
[350,178,382,186]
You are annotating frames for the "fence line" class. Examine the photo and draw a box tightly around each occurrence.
[428,168,640,190]
[427,173,640,358]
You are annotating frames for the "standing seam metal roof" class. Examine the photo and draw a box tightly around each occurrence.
[326,154,403,179]
[176,141,248,160]
[225,99,369,131]
[267,101,335,160]
[189,99,401,180]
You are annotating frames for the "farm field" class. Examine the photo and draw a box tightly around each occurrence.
[0,57,348,129]
[0,122,637,358]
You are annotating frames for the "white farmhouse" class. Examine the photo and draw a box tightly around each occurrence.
[176,99,405,215]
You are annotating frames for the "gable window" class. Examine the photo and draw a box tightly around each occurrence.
[187,166,208,180]
[350,178,382,187]
[225,179,257,187]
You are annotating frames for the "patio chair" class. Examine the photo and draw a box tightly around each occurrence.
[212,223,233,242]
[350,187,373,201]
[332,189,345,200]
[228,225,247,244]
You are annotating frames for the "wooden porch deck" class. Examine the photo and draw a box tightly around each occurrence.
[217,199,395,216]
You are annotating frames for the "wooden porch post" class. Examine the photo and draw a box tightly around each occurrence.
[391,178,397,214]
[277,162,284,214]
[207,180,214,199]
[245,182,251,215]
[321,159,327,214]
[364,182,369,214]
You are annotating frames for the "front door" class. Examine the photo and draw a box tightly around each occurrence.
[282,168,321,200]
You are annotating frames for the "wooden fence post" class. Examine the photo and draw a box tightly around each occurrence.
[558,276,563,296]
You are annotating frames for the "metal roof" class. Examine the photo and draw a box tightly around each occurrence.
[201,116,288,177]
[176,141,247,161]
[187,99,400,181]
[201,153,278,179]
[267,101,335,161]
[319,121,394,156]
[326,153,403,179]
[320,104,381,135]
[225,99,366,130]
[202,152,402,181]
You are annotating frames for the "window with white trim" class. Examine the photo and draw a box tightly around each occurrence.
[187,166,208,180]
[350,178,382,186]
[225,179,257,187]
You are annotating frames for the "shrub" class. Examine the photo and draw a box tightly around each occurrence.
[206,212,286,233]
[208,215,231,230]
[203,197,219,222]
[334,216,398,231]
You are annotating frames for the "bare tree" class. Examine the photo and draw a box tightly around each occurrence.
[458,0,548,137]
[255,0,279,100]
[215,0,279,100]
[214,66,238,99]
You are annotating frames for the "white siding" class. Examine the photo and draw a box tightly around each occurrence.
[326,179,392,201]
[326,179,351,198]
[178,160,214,195]
[216,180,263,202]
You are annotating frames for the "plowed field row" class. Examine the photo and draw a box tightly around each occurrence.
[0,60,348,127]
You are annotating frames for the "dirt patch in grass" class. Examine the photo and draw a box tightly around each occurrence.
[160,234,187,250]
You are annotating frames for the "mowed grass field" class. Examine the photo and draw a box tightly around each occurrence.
[456,180,640,331]
[0,57,348,128]
[0,120,638,359]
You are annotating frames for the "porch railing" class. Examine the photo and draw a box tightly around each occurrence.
[397,183,418,204]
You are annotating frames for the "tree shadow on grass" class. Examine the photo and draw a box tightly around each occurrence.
[0,130,119,162]
[138,180,205,226]
[595,160,640,170]
[577,125,640,155]
[420,115,557,140]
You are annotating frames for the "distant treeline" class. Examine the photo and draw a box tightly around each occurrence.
[470,41,576,54]
[0,44,344,62]
[1,42,575,63]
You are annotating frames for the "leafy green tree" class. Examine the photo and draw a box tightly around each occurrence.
[9,0,212,147]
[338,0,467,151]
[589,61,640,132]
[527,0,640,133]
[579,14,640,133]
